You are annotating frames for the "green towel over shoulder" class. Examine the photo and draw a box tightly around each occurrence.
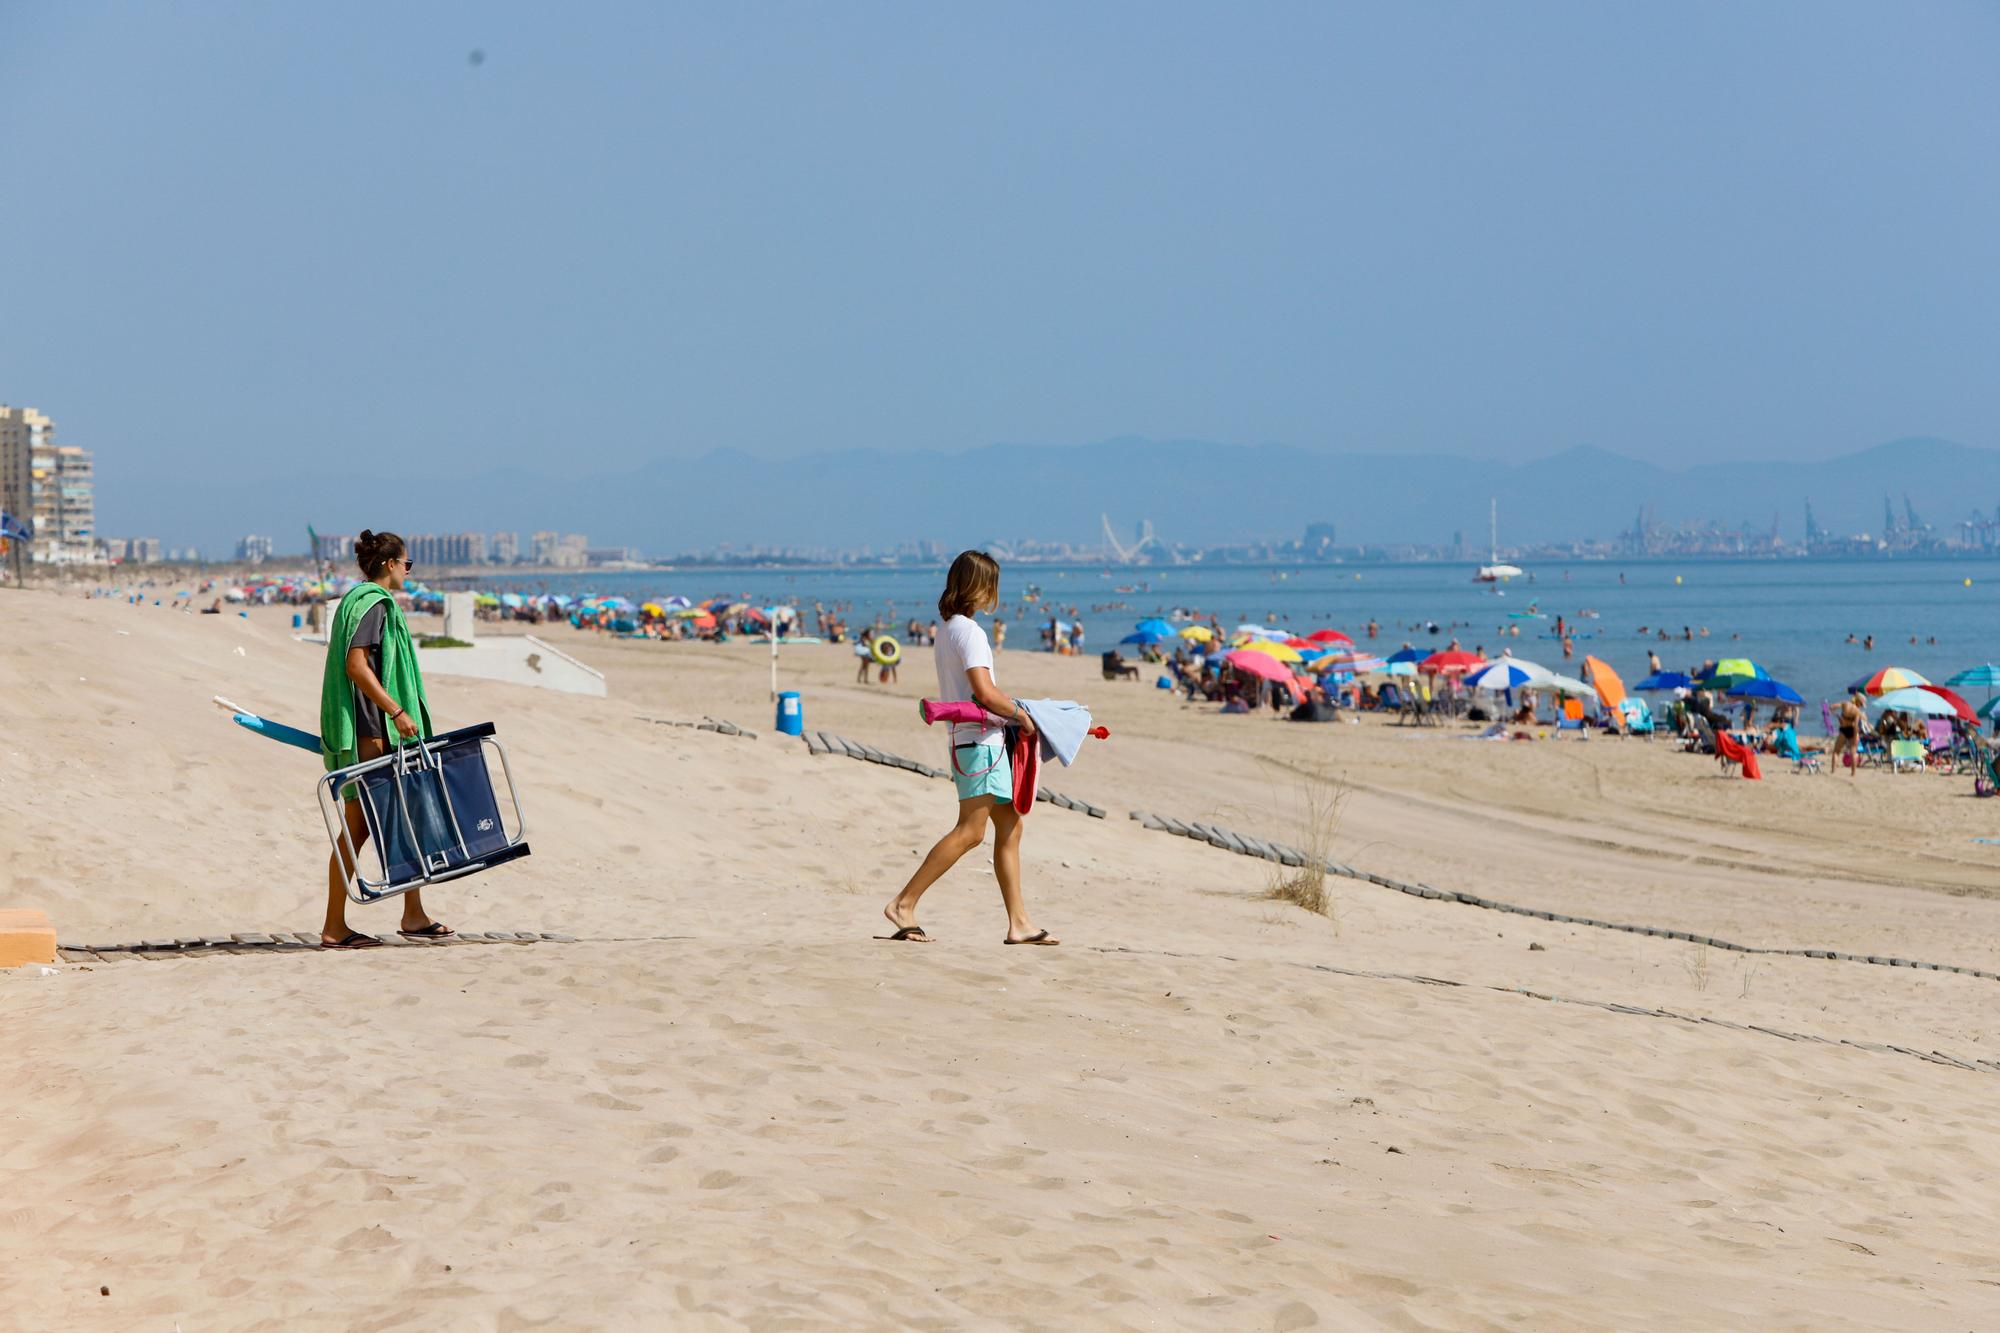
[320,583,433,772]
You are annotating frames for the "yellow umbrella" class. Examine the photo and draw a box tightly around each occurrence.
[1178,625,1214,642]
[1236,639,1302,663]
[640,602,665,617]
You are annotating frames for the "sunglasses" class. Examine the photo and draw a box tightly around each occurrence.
[399,558,415,571]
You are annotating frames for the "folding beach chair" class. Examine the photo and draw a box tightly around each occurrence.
[1924,719,1960,772]
[1888,738,1927,774]
[319,722,531,903]
[1556,698,1587,737]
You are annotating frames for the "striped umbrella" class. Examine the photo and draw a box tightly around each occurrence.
[1848,666,1929,696]
[1465,659,1553,691]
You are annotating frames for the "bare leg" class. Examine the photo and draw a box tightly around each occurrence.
[322,792,371,943]
[883,798,992,938]
[990,802,1054,943]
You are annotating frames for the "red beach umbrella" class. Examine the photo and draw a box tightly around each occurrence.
[1419,650,1485,676]
[1308,628,1353,644]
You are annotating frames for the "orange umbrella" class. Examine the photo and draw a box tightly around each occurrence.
[1582,655,1625,711]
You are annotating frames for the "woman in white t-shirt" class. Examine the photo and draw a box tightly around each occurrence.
[883,551,1058,946]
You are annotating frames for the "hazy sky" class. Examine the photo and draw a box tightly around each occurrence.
[4,1,1997,487]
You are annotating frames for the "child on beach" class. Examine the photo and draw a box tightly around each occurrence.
[883,550,1057,947]
[855,628,875,684]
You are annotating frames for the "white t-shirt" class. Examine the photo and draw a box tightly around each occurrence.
[934,614,1002,748]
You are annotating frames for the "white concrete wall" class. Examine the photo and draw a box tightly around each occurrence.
[416,635,607,697]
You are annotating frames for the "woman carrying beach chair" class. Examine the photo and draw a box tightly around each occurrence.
[882,551,1058,947]
[317,530,455,950]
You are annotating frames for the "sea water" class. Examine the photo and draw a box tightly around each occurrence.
[476,558,2000,713]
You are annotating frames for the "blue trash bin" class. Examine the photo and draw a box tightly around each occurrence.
[776,690,804,736]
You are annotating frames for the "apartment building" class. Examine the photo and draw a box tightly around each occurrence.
[0,405,100,563]
[406,532,487,567]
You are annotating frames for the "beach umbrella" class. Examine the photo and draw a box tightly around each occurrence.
[1235,624,1287,640]
[1582,656,1626,711]
[1120,630,1172,645]
[1695,658,1769,690]
[474,592,501,607]
[1946,664,2000,690]
[1307,628,1353,644]
[1283,637,1317,649]
[1178,625,1215,642]
[1419,650,1485,676]
[1633,671,1693,692]
[1310,651,1385,674]
[1236,639,1303,664]
[1546,674,1598,698]
[501,593,525,609]
[1916,684,1976,722]
[1465,660,1551,691]
[1382,660,1417,677]
[640,602,665,616]
[1848,666,1928,696]
[1134,617,1176,636]
[1224,649,1292,682]
[1872,687,1957,718]
[690,612,717,629]
[1386,646,1427,666]
[1726,678,1804,705]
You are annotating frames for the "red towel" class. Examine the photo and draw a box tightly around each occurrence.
[1713,730,1762,780]
[1010,723,1041,812]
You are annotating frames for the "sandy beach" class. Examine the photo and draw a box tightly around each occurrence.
[6,590,2000,1329]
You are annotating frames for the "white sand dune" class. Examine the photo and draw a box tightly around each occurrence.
[5,591,1998,1328]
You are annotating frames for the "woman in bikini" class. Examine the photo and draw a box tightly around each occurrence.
[1833,690,1866,777]
[882,550,1058,946]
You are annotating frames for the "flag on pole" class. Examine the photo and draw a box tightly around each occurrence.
[0,511,31,542]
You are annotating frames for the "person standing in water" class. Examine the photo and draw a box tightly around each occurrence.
[317,530,454,948]
[883,550,1057,946]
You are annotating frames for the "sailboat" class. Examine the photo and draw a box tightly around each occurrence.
[1472,499,1524,586]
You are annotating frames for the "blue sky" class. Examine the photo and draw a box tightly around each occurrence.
[3,1,1997,490]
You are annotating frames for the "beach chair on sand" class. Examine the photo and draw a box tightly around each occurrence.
[1684,714,1720,756]
[1924,719,1960,772]
[1770,724,1820,773]
[1556,698,1588,736]
[1888,738,1927,774]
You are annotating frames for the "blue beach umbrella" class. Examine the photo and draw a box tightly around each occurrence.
[1726,677,1803,705]
[1120,630,1171,645]
[1386,646,1427,666]
[1134,618,1176,637]
[1633,671,1694,692]
[1947,664,2000,688]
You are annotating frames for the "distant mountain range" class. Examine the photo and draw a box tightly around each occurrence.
[103,435,2000,557]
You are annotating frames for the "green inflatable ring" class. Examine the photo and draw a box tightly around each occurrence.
[870,634,902,667]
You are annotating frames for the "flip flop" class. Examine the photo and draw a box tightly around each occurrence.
[1004,930,1058,946]
[888,925,931,942]
[398,922,456,940]
[322,931,384,950]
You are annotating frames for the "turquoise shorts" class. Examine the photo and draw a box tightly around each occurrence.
[950,740,1013,804]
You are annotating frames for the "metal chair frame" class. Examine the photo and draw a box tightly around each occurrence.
[318,722,530,904]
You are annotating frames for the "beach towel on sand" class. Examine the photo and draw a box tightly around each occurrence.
[320,584,433,772]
